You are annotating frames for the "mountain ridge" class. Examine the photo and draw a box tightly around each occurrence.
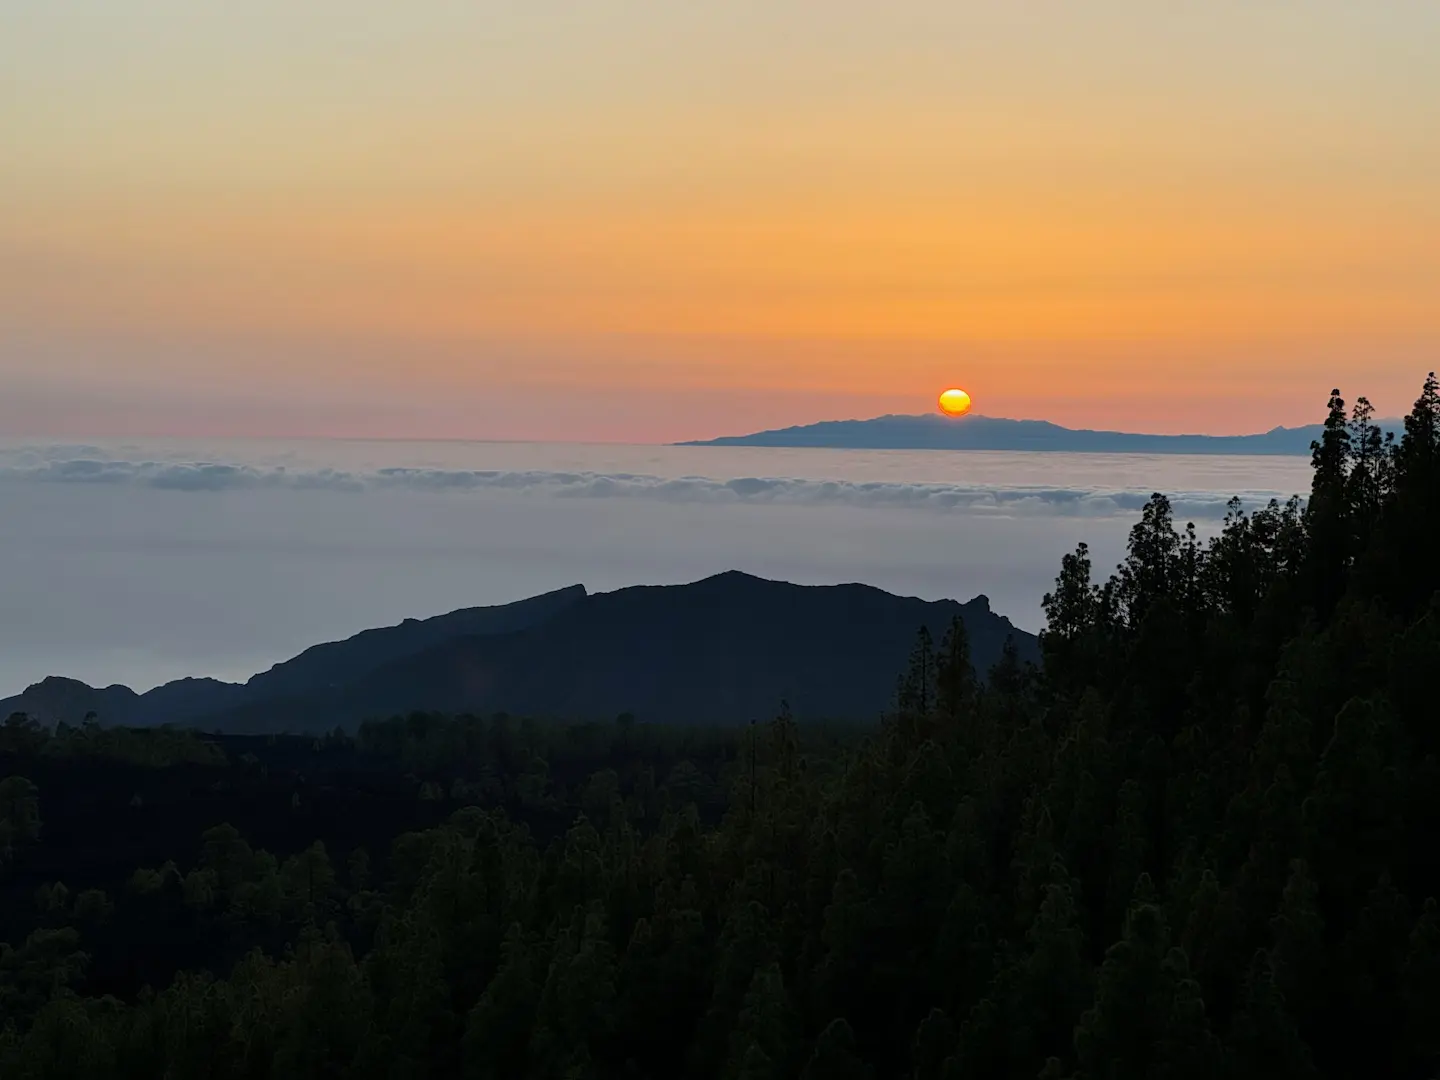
[0,584,590,730]
[0,573,1033,732]
[678,412,1404,454]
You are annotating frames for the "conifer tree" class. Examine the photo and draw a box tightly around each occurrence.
[896,626,938,721]
[935,616,976,726]
[1310,389,1353,501]
[1397,371,1440,481]
[802,1018,875,1080]
[1226,950,1318,1080]
[1267,859,1324,1024]
[1116,495,1181,628]
[463,924,539,1080]
[0,775,40,865]
[723,964,796,1080]
[1071,902,1175,1080]
[1403,897,1440,1077]
[1305,388,1354,613]
[909,1008,956,1080]
[1347,396,1391,537]
[1386,371,1440,610]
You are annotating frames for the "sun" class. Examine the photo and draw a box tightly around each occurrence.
[938,388,973,417]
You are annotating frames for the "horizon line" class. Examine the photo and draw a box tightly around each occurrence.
[3,410,1391,448]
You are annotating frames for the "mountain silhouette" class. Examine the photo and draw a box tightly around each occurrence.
[0,574,1032,732]
[0,677,141,726]
[242,584,588,698]
[679,412,1404,454]
[0,585,587,730]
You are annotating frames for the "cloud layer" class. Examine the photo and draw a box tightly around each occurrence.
[0,438,1305,696]
[0,451,1301,520]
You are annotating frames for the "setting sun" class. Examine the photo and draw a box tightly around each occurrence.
[938,388,973,417]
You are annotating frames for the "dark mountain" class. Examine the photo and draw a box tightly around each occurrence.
[0,677,140,728]
[133,677,249,721]
[195,572,1035,733]
[0,585,588,728]
[679,412,1404,454]
[1,574,1033,734]
[242,584,588,698]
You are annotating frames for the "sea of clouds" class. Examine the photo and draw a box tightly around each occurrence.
[0,447,1300,521]
[0,441,1308,698]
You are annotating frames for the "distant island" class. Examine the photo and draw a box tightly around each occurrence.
[678,412,1403,454]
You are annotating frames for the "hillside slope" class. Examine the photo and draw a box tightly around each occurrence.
[196,572,1034,732]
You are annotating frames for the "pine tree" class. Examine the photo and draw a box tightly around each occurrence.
[1347,396,1391,538]
[530,910,618,1079]
[935,616,976,726]
[1304,698,1400,917]
[1310,388,1353,502]
[896,626,938,723]
[909,1008,956,1080]
[1012,870,1092,1068]
[1403,897,1440,1077]
[1116,495,1181,628]
[1306,388,1354,614]
[810,869,877,1039]
[1157,946,1224,1080]
[769,699,801,787]
[1386,371,1440,610]
[1072,902,1174,1080]
[1267,859,1325,1024]
[272,935,371,1078]
[0,775,40,865]
[1043,544,1097,641]
[733,1042,780,1080]
[1340,875,1412,1077]
[1397,371,1440,482]
[692,901,777,1076]
[723,963,796,1080]
[464,924,539,1080]
[988,635,1026,699]
[1226,950,1318,1080]
[802,1018,875,1080]
[1042,543,1106,694]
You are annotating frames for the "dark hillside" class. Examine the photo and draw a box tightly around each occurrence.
[195,572,1031,731]
[0,585,589,728]
[242,583,588,699]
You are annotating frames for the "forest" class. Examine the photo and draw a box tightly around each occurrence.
[1,374,1438,1078]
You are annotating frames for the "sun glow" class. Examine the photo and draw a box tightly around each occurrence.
[938,388,973,417]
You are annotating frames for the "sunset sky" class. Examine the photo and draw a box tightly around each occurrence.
[4,2,1438,442]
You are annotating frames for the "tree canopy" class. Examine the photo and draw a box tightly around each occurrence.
[1,375,1438,1078]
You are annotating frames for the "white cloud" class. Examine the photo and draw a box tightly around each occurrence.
[0,452,1298,520]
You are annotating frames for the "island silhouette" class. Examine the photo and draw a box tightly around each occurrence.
[679,411,1403,454]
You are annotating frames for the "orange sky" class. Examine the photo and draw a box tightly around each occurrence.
[3,3,1438,440]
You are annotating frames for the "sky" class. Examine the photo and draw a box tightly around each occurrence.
[4,2,1439,442]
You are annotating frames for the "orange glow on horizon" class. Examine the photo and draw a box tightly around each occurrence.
[4,4,1438,439]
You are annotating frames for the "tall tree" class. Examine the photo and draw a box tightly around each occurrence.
[0,776,40,866]
[802,1018,875,1080]
[1347,396,1391,539]
[723,964,796,1080]
[935,616,976,726]
[1385,371,1440,610]
[1305,388,1354,614]
[896,626,938,722]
